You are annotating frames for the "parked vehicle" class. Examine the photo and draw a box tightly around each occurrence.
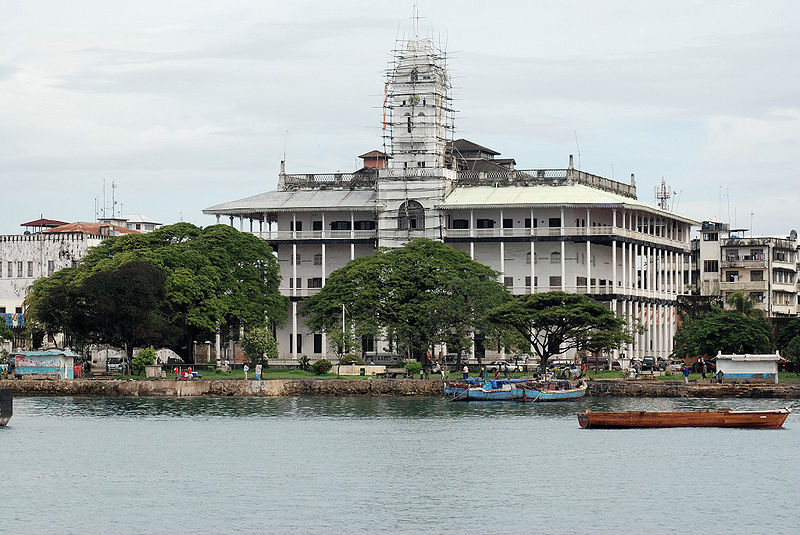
[486,360,523,372]
[641,356,665,371]
[583,356,609,368]
[106,357,124,373]
[667,360,685,372]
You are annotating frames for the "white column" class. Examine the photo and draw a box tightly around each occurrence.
[611,298,619,367]
[612,240,617,293]
[561,241,566,291]
[586,239,591,293]
[470,210,475,239]
[500,210,504,239]
[239,216,244,232]
[350,212,355,260]
[321,243,326,285]
[530,241,535,294]
[470,242,474,260]
[292,243,297,298]
[621,241,627,293]
[216,215,220,224]
[688,253,692,293]
[292,301,298,360]
[500,241,506,285]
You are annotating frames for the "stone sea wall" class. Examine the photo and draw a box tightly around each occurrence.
[1,378,799,398]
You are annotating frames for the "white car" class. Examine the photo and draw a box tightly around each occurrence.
[486,360,523,372]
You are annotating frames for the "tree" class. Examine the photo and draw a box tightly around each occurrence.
[240,326,278,367]
[25,223,287,362]
[776,317,800,350]
[485,291,631,370]
[782,335,800,376]
[301,238,510,359]
[0,323,12,344]
[725,291,765,319]
[132,347,158,375]
[672,309,773,359]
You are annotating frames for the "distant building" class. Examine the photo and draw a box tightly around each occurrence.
[691,220,798,317]
[204,36,697,363]
[97,214,162,233]
[0,219,140,338]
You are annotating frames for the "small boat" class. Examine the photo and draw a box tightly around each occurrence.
[517,380,588,402]
[578,407,791,429]
[0,388,12,427]
[444,378,528,401]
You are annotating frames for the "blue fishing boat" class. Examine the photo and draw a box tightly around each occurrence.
[516,380,587,402]
[443,378,528,401]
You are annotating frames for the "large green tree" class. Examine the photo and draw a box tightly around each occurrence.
[25,223,287,361]
[725,290,766,319]
[301,238,511,359]
[672,309,773,359]
[485,291,631,370]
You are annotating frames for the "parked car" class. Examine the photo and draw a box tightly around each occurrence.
[667,360,685,372]
[106,356,124,373]
[583,356,609,368]
[486,360,523,372]
[610,360,622,371]
[641,356,665,371]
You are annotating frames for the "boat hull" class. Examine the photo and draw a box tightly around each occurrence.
[443,384,518,400]
[518,383,587,402]
[578,408,791,429]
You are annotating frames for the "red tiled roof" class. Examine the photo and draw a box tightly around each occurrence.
[44,222,140,235]
[358,150,390,159]
[20,218,69,228]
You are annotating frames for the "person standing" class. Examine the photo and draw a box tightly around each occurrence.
[462,365,469,380]
[255,364,262,381]
[701,361,708,380]
[243,363,249,380]
[683,365,690,384]
[503,362,510,379]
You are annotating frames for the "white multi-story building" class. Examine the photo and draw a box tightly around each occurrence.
[204,36,697,363]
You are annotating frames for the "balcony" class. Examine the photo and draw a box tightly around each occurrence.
[719,280,768,292]
[280,288,322,298]
[253,230,377,242]
[721,258,767,269]
[442,226,687,249]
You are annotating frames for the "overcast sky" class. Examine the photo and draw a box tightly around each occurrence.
[2,1,798,237]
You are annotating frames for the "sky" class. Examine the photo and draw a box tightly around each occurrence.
[2,0,799,237]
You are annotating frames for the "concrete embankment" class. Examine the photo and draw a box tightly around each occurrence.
[1,378,799,398]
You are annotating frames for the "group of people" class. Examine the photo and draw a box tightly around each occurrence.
[423,353,446,379]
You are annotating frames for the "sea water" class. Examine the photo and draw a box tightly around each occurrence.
[1,396,797,534]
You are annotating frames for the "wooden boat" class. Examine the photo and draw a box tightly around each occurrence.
[443,378,528,401]
[0,388,12,427]
[517,380,587,402]
[578,407,791,429]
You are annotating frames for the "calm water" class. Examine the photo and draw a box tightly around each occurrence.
[2,395,798,535]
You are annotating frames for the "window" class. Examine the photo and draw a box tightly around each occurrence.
[135,223,141,230]
[451,219,468,229]
[548,218,561,228]
[751,270,763,282]
[504,277,514,288]
[0,307,4,313]
[550,252,561,264]
[16,261,23,278]
[549,276,562,288]
[725,271,739,282]
[774,250,788,262]
[27,261,33,277]
[751,292,764,303]
[290,220,302,232]
[313,333,323,354]
[502,218,513,229]
[289,334,302,354]
[525,276,538,288]
[398,200,425,230]
[725,249,739,261]
[288,278,302,289]
[308,278,323,289]
[7,262,12,277]
[526,252,531,264]
[703,260,719,273]
[417,161,426,168]
[577,276,587,286]
[749,249,764,260]
[476,219,494,229]
[354,220,375,230]
[312,221,323,231]
[48,260,55,276]
[362,335,375,353]
[330,221,351,231]
[524,218,537,229]
[703,232,718,241]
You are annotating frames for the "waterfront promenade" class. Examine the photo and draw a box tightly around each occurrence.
[2,377,799,398]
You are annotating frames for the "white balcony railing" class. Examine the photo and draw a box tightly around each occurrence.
[253,230,377,241]
[443,226,687,248]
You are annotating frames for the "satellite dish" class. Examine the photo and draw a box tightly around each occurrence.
[790,229,797,241]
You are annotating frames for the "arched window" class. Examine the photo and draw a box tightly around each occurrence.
[550,251,561,264]
[398,200,425,230]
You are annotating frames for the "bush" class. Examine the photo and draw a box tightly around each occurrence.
[311,359,333,375]
[132,347,157,375]
[339,354,365,366]
[241,327,278,367]
[404,360,422,374]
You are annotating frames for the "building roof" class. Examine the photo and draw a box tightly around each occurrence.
[44,222,140,235]
[439,184,699,224]
[449,139,500,156]
[358,150,390,159]
[120,214,162,225]
[203,189,377,215]
[20,218,69,228]
[457,158,514,173]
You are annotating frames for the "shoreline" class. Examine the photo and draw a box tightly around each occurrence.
[2,378,800,399]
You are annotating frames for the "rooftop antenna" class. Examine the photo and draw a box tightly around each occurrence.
[574,131,581,169]
[111,180,118,218]
[655,177,673,211]
[410,2,425,39]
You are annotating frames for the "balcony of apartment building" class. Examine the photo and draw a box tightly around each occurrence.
[720,251,768,270]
